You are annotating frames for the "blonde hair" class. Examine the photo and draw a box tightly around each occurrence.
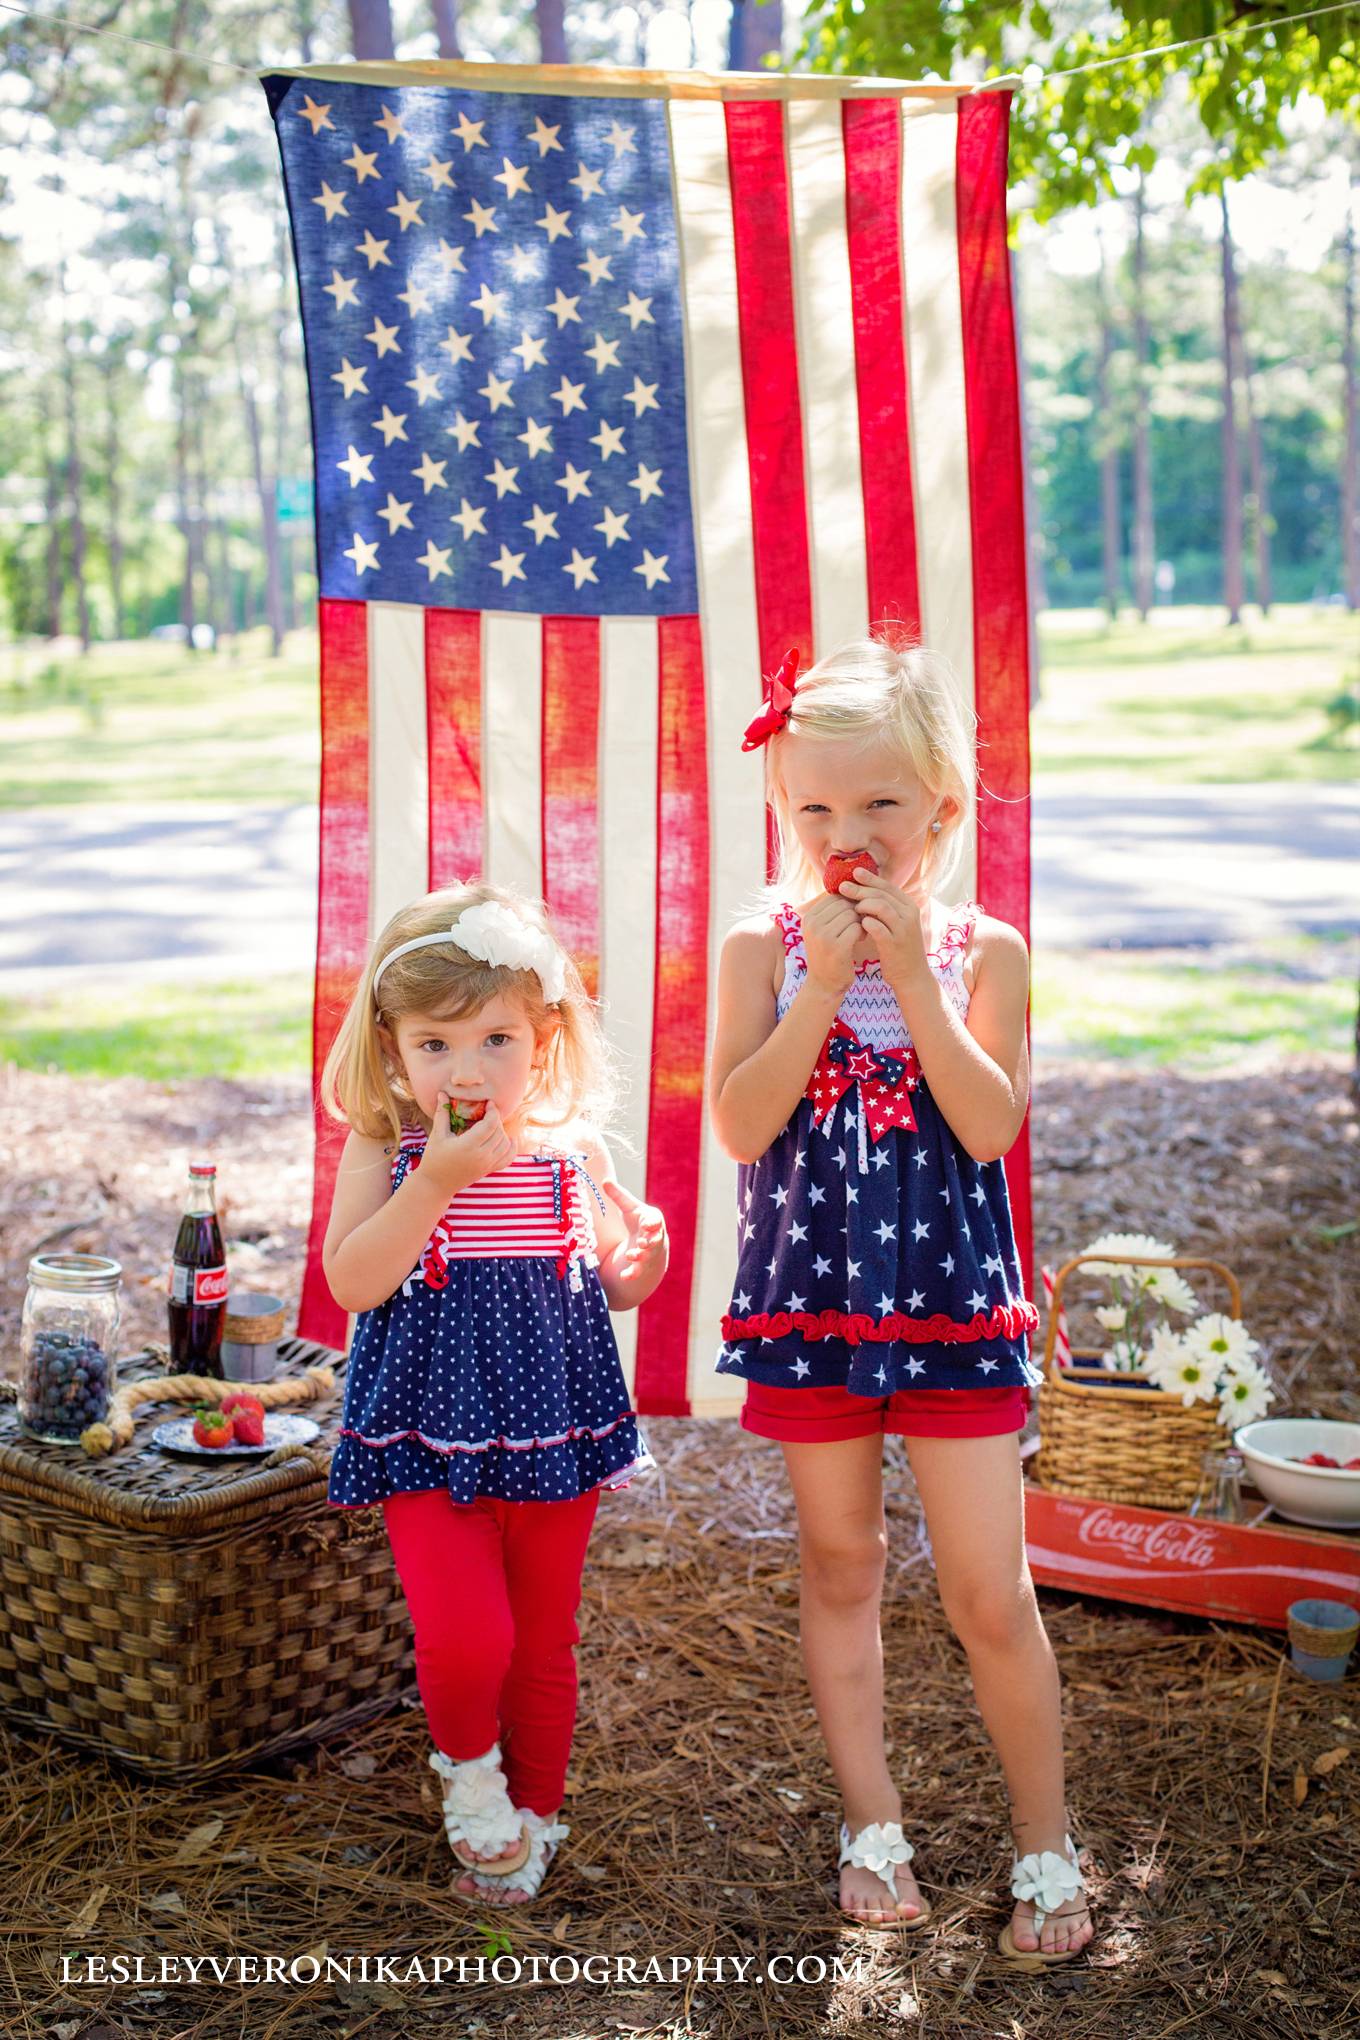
[763,633,976,906]
[320,881,615,1147]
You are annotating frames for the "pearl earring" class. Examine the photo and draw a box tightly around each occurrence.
[930,818,942,834]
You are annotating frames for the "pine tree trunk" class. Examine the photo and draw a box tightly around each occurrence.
[1130,180,1156,621]
[347,0,395,59]
[174,360,199,645]
[1343,196,1359,610]
[59,290,92,653]
[193,400,223,645]
[1222,189,1272,615]
[43,423,63,640]
[102,355,125,640]
[431,0,461,58]
[1010,246,1044,705]
[1096,236,1121,620]
[1219,189,1245,626]
[535,0,567,63]
[729,0,783,67]
[243,366,285,657]
[275,222,299,637]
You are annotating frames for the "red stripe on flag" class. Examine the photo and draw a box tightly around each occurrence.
[842,99,922,635]
[426,608,483,888]
[633,615,709,1415]
[725,99,814,680]
[541,616,602,1000]
[955,92,1033,1285]
[300,599,371,1352]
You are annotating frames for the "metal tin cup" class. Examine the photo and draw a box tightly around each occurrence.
[220,1293,286,1383]
[1286,1598,1359,1682]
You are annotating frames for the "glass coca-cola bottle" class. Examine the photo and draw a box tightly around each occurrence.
[169,1163,228,1375]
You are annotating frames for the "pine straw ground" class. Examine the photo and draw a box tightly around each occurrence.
[0,1054,1357,2040]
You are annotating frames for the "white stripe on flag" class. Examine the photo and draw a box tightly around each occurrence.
[786,96,870,657]
[484,612,543,898]
[598,616,659,1398]
[671,98,761,1417]
[898,101,978,901]
[368,601,430,938]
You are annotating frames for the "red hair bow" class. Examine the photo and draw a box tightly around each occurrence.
[741,648,802,752]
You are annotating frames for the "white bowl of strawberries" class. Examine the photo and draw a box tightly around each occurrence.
[1235,1418,1360,1529]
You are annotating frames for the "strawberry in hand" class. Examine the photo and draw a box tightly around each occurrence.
[447,1097,488,1136]
[823,850,879,895]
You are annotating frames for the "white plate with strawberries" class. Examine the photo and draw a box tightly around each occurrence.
[151,1391,321,1459]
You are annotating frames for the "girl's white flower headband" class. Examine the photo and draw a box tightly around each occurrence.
[372,901,567,1008]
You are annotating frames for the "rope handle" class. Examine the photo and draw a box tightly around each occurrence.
[1043,1253,1243,1387]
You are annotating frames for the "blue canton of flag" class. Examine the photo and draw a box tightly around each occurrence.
[266,76,698,615]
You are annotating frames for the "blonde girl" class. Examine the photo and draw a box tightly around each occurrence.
[322,882,667,1907]
[709,639,1092,1962]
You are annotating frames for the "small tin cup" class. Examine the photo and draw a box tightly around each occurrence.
[1286,1599,1359,1682]
[221,1293,286,1383]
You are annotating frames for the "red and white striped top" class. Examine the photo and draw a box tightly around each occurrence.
[395,1136,600,1277]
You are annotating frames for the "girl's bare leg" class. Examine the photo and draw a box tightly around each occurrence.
[904,1433,1092,1957]
[783,1434,925,1924]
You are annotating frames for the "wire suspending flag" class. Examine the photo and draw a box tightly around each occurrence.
[264,61,1032,1418]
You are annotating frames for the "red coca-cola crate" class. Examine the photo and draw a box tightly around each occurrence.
[1023,1478,1360,1631]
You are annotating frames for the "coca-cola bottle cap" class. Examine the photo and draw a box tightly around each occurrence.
[189,1162,217,1178]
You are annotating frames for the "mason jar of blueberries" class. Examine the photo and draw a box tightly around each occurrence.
[19,1253,122,1446]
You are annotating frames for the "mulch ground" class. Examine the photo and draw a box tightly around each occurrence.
[0,1052,1357,2040]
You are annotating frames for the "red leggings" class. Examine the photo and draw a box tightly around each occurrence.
[382,1487,599,1817]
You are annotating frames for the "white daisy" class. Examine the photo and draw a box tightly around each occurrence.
[1139,1265,1200,1316]
[1183,1312,1258,1374]
[1103,1336,1146,1376]
[1095,1305,1127,1333]
[1082,1230,1177,1277]
[1138,1323,1186,1390]
[1217,1359,1274,1429]
[1165,1349,1218,1407]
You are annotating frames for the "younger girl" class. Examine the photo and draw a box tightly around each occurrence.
[321,884,667,1906]
[710,640,1093,1962]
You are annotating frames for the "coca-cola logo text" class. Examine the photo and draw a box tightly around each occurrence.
[1077,1506,1219,1571]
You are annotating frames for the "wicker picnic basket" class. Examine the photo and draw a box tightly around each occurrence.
[1034,1254,1242,1511]
[0,1337,416,1779]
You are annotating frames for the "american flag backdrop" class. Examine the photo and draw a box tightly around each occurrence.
[263,60,1033,1419]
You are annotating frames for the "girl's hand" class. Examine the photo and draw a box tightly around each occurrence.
[842,872,932,990]
[421,1095,514,1198]
[601,1178,668,1298]
[800,890,864,999]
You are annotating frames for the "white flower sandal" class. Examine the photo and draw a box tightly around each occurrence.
[997,1832,1091,1964]
[837,1820,933,1931]
[455,1806,570,1907]
[428,1743,530,1877]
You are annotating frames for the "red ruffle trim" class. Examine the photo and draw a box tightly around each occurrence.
[722,1300,1039,1346]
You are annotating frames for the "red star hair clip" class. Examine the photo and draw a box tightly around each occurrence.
[740,648,802,751]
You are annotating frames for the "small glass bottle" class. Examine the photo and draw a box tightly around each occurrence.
[1189,1444,1244,1522]
[168,1162,228,1376]
[19,1253,122,1446]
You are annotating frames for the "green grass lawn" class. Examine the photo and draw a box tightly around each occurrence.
[2,603,1355,811]
[0,941,1350,1082]
[1032,604,1359,783]
[0,631,321,808]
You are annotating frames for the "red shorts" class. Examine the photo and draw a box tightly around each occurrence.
[742,1378,1030,1443]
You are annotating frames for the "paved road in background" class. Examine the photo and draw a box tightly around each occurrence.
[1,783,1354,992]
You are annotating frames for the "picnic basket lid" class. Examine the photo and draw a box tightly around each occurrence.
[0,1338,344,1533]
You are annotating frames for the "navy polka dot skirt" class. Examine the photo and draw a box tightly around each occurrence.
[328,1137,652,1510]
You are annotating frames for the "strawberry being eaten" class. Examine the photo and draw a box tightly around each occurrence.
[823,850,879,895]
[447,1097,488,1135]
